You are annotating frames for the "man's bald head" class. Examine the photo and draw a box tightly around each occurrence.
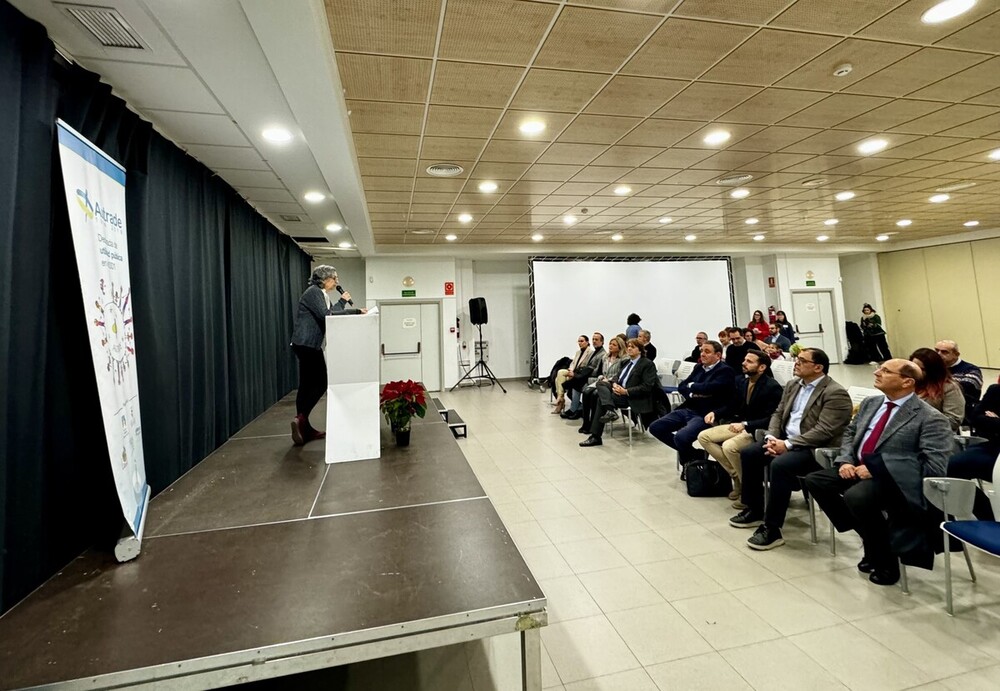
[934,340,960,367]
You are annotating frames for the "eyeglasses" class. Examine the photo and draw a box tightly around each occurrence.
[875,366,908,376]
[795,357,815,365]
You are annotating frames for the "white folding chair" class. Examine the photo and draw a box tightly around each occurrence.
[771,359,795,387]
[666,361,695,409]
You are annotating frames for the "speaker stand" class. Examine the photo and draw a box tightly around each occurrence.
[451,323,506,393]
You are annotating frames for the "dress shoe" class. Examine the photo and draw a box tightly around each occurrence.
[599,408,619,423]
[857,558,875,574]
[291,416,306,446]
[579,436,603,447]
[578,426,589,434]
[869,569,900,586]
[566,410,582,420]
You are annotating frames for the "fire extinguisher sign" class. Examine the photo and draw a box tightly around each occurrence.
[444,281,455,296]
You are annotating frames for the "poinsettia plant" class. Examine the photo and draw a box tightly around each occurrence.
[379,379,427,430]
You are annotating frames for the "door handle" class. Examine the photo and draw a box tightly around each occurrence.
[818,323,823,333]
[381,342,421,356]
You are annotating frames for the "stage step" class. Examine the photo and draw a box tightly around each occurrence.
[431,398,467,438]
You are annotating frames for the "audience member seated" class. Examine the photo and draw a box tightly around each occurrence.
[947,382,1000,520]
[747,310,770,342]
[764,323,791,352]
[577,336,626,434]
[580,339,658,448]
[697,351,783,507]
[935,339,983,423]
[561,332,605,420]
[718,329,730,357]
[730,348,852,551]
[638,329,657,363]
[649,341,735,466]
[684,332,707,362]
[724,327,762,371]
[744,328,767,351]
[803,360,952,585]
[553,335,593,415]
[909,347,965,432]
[774,310,796,343]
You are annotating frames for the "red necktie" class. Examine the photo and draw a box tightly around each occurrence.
[859,402,896,464]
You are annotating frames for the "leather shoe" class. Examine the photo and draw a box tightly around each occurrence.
[868,569,900,586]
[857,558,875,574]
[578,426,589,434]
[579,436,603,447]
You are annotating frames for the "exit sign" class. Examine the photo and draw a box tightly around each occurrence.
[401,289,416,297]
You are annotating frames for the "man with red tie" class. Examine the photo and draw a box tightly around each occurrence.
[803,359,953,586]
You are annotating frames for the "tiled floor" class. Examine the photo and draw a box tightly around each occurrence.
[409,363,1000,691]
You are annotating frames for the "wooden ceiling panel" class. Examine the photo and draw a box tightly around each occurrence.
[623,18,755,79]
[511,69,609,113]
[617,118,702,147]
[780,94,892,128]
[420,137,487,161]
[535,6,661,73]
[559,115,643,144]
[844,48,989,98]
[702,30,840,86]
[937,113,1000,139]
[731,126,819,152]
[835,100,948,131]
[586,76,687,117]
[718,88,826,125]
[358,158,417,177]
[480,139,549,163]
[935,10,1000,53]
[537,143,608,165]
[776,39,918,92]
[570,166,634,182]
[424,105,503,138]
[430,62,524,108]
[654,82,760,121]
[493,111,576,141]
[674,0,791,23]
[770,0,901,34]
[338,54,431,103]
[326,0,439,56]
[439,0,557,64]
[857,0,996,45]
[346,101,424,134]
[590,145,662,167]
[353,134,421,158]
[892,104,1000,136]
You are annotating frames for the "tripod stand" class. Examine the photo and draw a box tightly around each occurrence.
[451,322,506,393]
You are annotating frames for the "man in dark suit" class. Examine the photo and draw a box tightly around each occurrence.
[804,359,953,585]
[649,341,735,465]
[580,338,658,448]
[684,332,708,362]
[697,350,783,506]
[724,327,762,371]
[730,348,852,551]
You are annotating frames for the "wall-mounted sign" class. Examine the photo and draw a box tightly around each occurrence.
[768,276,775,288]
[401,289,416,297]
[402,317,417,328]
[444,281,454,296]
[806,280,816,287]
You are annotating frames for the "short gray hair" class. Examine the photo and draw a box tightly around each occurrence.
[310,264,338,286]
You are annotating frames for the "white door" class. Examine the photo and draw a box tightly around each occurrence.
[790,291,839,362]
[379,302,442,391]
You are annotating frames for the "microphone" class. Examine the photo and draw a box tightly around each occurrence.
[336,284,354,306]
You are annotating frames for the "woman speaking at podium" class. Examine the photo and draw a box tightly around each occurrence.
[289,265,365,446]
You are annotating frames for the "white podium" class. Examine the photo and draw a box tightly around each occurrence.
[325,311,381,463]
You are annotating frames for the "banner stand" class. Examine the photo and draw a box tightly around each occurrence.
[114,490,149,562]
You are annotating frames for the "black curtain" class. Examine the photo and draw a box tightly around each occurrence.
[0,1,311,613]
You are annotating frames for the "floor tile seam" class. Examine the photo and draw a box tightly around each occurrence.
[307,464,332,518]
[230,432,292,440]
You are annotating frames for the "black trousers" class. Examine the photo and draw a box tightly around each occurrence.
[587,384,629,439]
[865,334,892,362]
[740,442,820,527]
[948,445,1000,520]
[293,344,326,424]
[803,466,912,570]
[581,386,600,430]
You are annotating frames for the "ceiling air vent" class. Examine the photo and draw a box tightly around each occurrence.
[291,236,330,244]
[279,214,302,222]
[716,173,753,186]
[57,3,145,49]
[935,182,976,192]
[426,163,464,177]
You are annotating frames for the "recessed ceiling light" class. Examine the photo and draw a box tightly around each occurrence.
[824,218,839,226]
[684,234,697,242]
[338,241,352,249]
[935,182,976,192]
[409,230,433,235]
[611,233,623,241]
[921,0,977,24]
[745,218,759,225]
[752,234,766,242]
[703,129,731,145]
[325,223,342,232]
[964,220,980,227]
[716,173,754,185]
[989,148,1000,161]
[563,215,577,225]
[875,234,890,242]
[458,213,473,223]
[835,191,856,201]
[857,138,888,155]
[816,235,830,242]
[519,120,545,135]
[730,188,750,199]
[303,191,325,203]
[445,234,457,241]
[531,233,544,242]
[478,181,498,193]
[801,178,828,187]
[614,185,631,196]
[929,193,950,203]
[261,127,293,143]
[658,217,673,224]
[896,219,912,227]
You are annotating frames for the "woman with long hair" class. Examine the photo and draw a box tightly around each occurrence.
[910,347,964,431]
[774,310,796,343]
[577,335,627,434]
[747,310,770,342]
[861,303,892,362]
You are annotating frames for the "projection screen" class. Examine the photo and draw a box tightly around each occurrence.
[531,257,735,376]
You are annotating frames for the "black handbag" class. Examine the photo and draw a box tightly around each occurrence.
[685,460,733,497]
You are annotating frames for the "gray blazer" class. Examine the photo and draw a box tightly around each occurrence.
[767,376,852,449]
[835,394,953,509]
[290,285,360,350]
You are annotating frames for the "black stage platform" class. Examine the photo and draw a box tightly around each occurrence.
[0,394,546,690]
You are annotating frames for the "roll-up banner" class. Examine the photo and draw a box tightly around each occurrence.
[56,120,149,557]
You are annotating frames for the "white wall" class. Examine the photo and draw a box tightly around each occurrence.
[775,254,847,361]
[467,260,532,379]
[365,258,459,387]
[839,253,882,321]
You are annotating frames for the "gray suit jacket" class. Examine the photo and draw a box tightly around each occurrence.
[835,395,953,509]
[767,376,852,449]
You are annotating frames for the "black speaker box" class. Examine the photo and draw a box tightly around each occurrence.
[469,297,488,325]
